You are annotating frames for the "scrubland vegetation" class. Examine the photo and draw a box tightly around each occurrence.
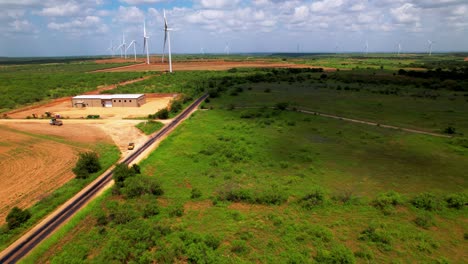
[22,55,467,263]
[0,62,146,112]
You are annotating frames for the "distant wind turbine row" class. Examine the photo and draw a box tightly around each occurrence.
[107,9,173,72]
[360,40,435,56]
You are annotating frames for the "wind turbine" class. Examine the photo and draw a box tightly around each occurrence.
[427,40,434,56]
[121,33,127,59]
[364,40,369,55]
[224,42,230,55]
[126,40,137,62]
[162,10,173,73]
[143,21,150,64]
[397,43,402,56]
[107,40,115,57]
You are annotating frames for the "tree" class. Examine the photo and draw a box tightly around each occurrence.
[72,152,101,179]
[6,207,31,229]
[113,163,136,188]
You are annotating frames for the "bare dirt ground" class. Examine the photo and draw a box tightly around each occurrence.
[7,95,175,119]
[465,57,468,61]
[94,58,336,72]
[0,124,110,224]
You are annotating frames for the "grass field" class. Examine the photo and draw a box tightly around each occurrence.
[136,120,164,135]
[23,64,467,263]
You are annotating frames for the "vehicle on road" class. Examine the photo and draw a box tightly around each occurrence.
[128,142,135,150]
[49,118,63,126]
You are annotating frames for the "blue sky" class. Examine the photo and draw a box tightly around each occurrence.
[0,0,467,57]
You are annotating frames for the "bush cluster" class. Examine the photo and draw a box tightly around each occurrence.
[6,207,31,230]
[72,152,101,179]
[299,188,327,209]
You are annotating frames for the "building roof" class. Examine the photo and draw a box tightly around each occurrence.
[72,94,144,100]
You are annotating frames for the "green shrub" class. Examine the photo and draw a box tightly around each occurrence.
[445,192,467,209]
[275,102,289,110]
[231,239,249,254]
[373,191,403,214]
[170,99,183,113]
[444,126,456,134]
[412,193,440,211]
[121,176,164,198]
[6,207,31,230]
[299,188,327,209]
[155,108,169,119]
[143,203,160,218]
[113,163,136,188]
[315,244,356,264]
[72,151,101,179]
[354,245,374,260]
[169,204,184,217]
[359,223,393,251]
[414,212,436,229]
[204,234,221,250]
[190,188,202,199]
[108,204,138,225]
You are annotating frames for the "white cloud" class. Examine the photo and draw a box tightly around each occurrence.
[8,19,36,33]
[196,0,241,9]
[391,3,420,24]
[310,0,344,13]
[115,6,145,23]
[47,16,107,35]
[120,0,167,4]
[37,1,81,17]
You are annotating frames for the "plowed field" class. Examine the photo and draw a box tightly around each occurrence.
[0,124,111,224]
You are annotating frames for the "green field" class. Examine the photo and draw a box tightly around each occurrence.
[0,62,147,112]
[22,60,468,263]
[136,120,165,135]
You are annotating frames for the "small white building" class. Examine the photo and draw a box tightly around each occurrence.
[71,94,146,108]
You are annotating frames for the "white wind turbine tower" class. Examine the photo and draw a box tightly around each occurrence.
[107,40,115,57]
[122,33,127,59]
[162,10,173,73]
[364,40,369,55]
[143,21,150,64]
[427,40,434,56]
[224,42,230,55]
[126,40,137,62]
[117,33,127,58]
[397,43,402,56]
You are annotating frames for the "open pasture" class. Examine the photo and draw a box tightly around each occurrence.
[24,64,468,263]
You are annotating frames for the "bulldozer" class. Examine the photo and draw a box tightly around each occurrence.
[49,118,63,126]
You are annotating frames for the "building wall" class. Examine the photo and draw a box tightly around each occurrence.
[72,98,101,107]
[72,95,146,108]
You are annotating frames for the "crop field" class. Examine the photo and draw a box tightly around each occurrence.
[0,62,148,112]
[23,59,467,263]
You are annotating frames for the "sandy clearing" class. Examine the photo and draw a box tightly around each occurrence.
[7,96,175,119]
[465,57,468,62]
[96,59,336,72]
